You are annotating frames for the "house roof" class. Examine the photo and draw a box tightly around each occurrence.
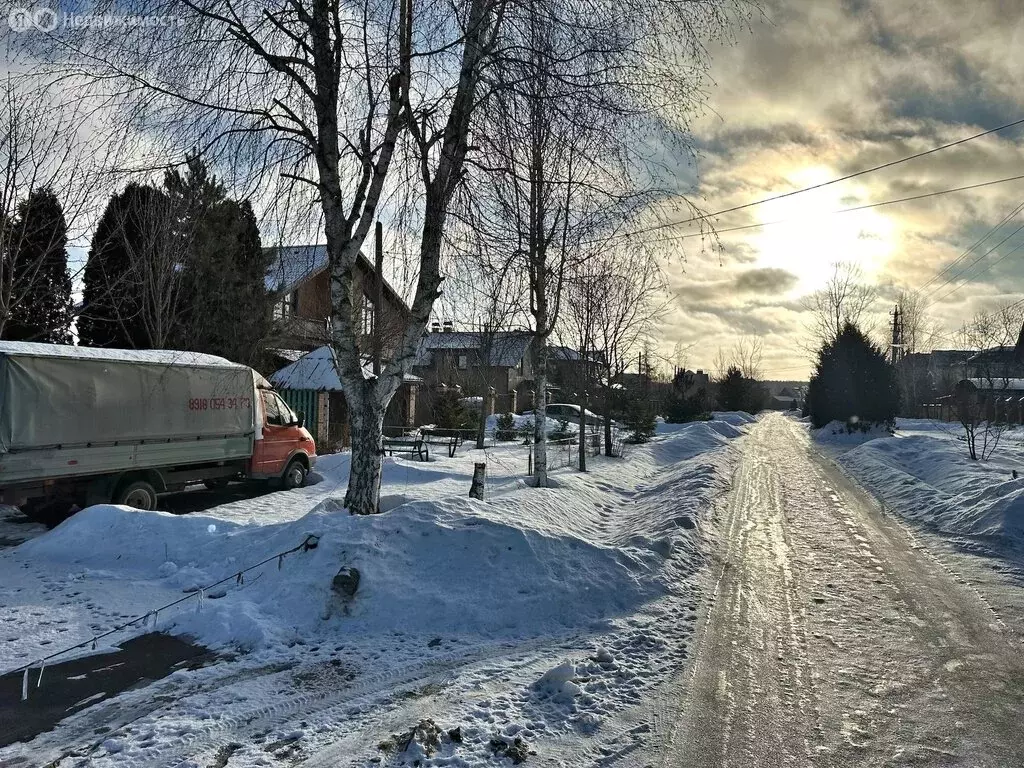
[415,331,533,368]
[965,346,1017,364]
[549,345,604,363]
[270,345,422,391]
[962,377,1024,391]
[264,244,409,313]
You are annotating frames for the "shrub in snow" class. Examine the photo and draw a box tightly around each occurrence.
[714,366,768,414]
[550,417,574,441]
[806,322,899,431]
[495,412,517,441]
[623,402,657,443]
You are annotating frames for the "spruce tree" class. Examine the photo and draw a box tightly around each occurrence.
[4,188,72,344]
[164,155,271,367]
[79,184,166,348]
[806,322,899,430]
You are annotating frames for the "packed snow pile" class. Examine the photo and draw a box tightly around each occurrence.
[838,432,1024,541]
[15,494,665,652]
[0,416,748,767]
[656,411,756,436]
[813,418,894,444]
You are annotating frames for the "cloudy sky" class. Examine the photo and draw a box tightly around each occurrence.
[656,0,1024,380]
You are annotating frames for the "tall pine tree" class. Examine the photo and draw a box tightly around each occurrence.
[79,183,168,349]
[3,188,72,343]
[806,322,899,430]
[165,155,272,367]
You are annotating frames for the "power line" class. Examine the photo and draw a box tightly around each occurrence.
[914,199,1024,299]
[609,116,1024,242]
[641,173,1024,247]
[923,222,1024,308]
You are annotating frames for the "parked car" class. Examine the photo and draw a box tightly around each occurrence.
[0,342,317,519]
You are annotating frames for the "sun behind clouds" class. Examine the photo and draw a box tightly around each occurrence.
[750,166,898,293]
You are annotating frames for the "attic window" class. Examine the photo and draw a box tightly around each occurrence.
[362,294,375,336]
[274,291,298,320]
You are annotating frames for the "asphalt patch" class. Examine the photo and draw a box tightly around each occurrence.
[0,632,214,747]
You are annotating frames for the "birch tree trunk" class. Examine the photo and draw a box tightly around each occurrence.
[344,385,386,513]
[532,338,550,485]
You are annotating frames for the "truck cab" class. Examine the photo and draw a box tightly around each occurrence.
[250,387,318,487]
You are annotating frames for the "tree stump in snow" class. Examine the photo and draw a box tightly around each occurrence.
[332,566,360,598]
[469,463,486,500]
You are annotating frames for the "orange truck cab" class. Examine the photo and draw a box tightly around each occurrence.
[249,386,319,487]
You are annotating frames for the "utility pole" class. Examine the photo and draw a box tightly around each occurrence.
[373,221,384,377]
[890,304,904,364]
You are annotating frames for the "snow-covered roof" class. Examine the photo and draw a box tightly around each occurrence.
[264,245,328,295]
[264,246,410,317]
[0,341,243,369]
[416,331,533,368]
[963,377,1024,391]
[266,348,308,363]
[270,346,423,391]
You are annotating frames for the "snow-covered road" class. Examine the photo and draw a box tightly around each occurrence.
[671,413,1024,767]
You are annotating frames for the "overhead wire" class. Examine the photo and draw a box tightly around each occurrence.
[603,116,1024,243]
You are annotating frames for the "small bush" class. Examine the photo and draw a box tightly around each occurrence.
[434,388,475,430]
[664,386,712,423]
[623,402,657,443]
[495,412,517,441]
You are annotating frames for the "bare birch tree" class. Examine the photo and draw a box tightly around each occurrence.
[24,0,509,513]
[0,78,107,342]
[803,262,878,346]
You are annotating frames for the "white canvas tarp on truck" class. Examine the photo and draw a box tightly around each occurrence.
[0,343,257,452]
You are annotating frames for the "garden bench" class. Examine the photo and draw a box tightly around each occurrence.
[420,428,463,458]
[382,436,429,461]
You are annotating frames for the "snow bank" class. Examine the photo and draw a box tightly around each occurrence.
[838,432,1024,541]
[813,419,894,444]
[711,411,757,426]
[15,494,662,652]
[656,411,755,437]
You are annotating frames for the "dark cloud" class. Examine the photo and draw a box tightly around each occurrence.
[733,267,799,294]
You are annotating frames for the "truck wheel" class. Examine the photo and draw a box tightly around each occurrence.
[281,459,308,490]
[115,480,158,510]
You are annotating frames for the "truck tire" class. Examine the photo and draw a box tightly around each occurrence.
[115,479,158,510]
[281,458,308,490]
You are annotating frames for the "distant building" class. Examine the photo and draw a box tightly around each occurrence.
[263,245,417,447]
[412,327,536,420]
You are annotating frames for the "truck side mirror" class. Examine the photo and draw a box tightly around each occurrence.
[295,410,305,429]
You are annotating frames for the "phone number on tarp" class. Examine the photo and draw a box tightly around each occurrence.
[188,397,252,411]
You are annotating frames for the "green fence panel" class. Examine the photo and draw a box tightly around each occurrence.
[279,389,320,439]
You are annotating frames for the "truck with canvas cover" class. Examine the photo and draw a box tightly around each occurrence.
[0,342,317,520]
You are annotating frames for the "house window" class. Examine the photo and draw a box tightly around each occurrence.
[458,354,468,370]
[361,294,374,336]
[274,291,298,320]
